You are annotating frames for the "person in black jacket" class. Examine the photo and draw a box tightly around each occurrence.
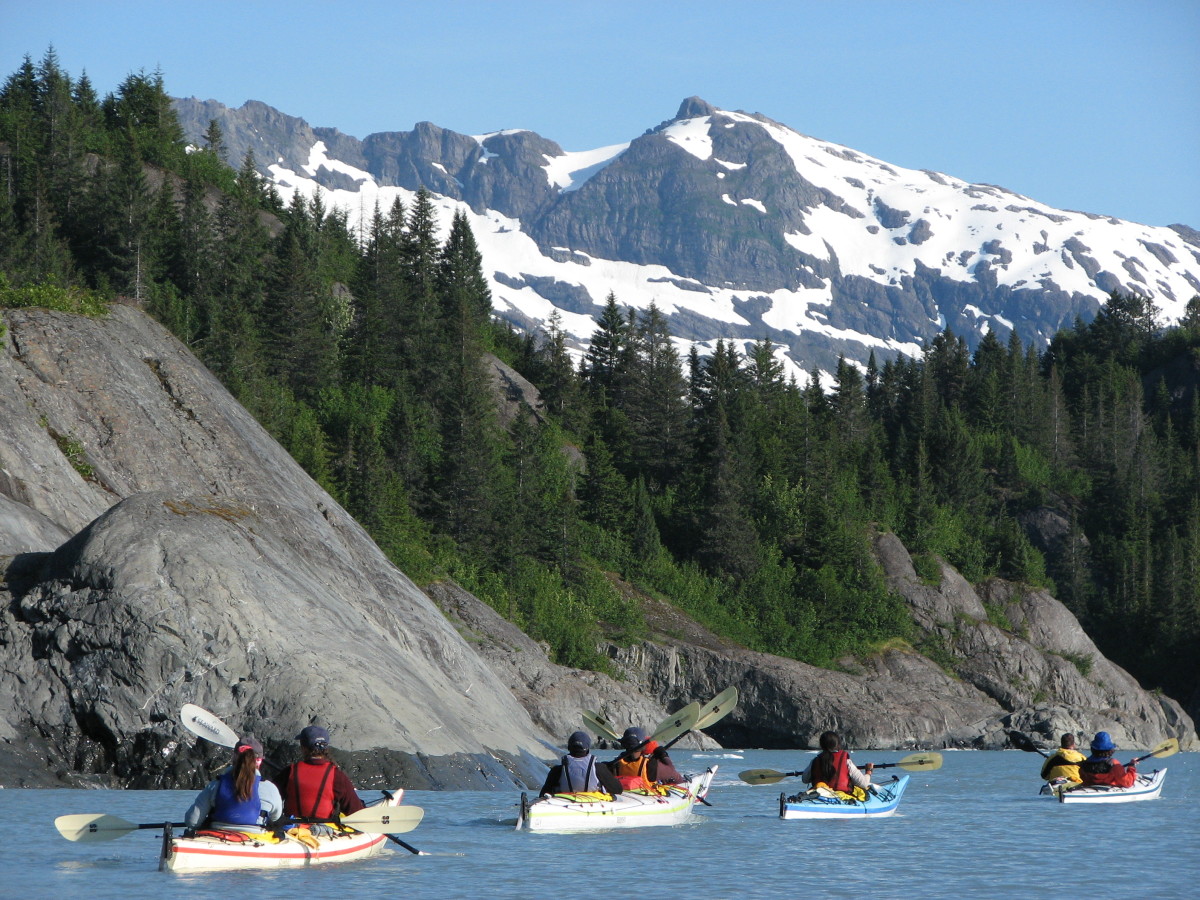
[540,731,624,797]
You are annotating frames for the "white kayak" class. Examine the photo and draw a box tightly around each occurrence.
[1039,769,1167,804]
[159,789,404,872]
[516,768,716,832]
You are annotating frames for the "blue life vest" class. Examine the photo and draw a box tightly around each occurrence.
[557,754,601,792]
[212,771,263,827]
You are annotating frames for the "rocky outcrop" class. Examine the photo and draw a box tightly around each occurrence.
[0,305,553,788]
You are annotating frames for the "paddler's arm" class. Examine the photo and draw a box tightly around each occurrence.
[539,764,563,797]
[331,766,366,814]
[184,779,218,828]
[596,761,624,795]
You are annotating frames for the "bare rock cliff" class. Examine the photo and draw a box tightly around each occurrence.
[0,305,553,788]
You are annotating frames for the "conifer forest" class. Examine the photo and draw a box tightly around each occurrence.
[2,52,1198,710]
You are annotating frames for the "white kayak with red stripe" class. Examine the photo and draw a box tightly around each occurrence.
[159,789,403,872]
[515,768,715,832]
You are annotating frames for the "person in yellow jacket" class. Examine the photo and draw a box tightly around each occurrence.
[1040,733,1086,783]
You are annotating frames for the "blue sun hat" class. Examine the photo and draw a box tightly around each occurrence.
[1090,731,1116,752]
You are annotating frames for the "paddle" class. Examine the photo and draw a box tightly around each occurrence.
[1007,730,1050,758]
[661,686,739,752]
[55,805,422,844]
[179,705,427,855]
[377,789,429,856]
[582,709,623,743]
[1128,737,1180,766]
[738,751,944,785]
[646,701,701,749]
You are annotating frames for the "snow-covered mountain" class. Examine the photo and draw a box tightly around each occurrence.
[175,96,1200,380]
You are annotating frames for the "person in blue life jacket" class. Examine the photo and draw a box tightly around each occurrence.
[539,731,625,797]
[184,735,284,833]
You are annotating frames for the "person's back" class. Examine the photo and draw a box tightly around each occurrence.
[273,725,365,820]
[607,727,657,791]
[540,731,623,797]
[1041,733,1086,783]
[185,736,282,834]
[1079,731,1137,788]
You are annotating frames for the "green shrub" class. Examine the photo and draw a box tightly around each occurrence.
[0,273,108,316]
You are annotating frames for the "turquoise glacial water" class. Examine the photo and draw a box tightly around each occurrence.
[5,749,1195,899]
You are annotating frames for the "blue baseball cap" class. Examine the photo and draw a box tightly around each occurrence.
[620,727,648,750]
[297,725,330,748]
[567,731,592,754]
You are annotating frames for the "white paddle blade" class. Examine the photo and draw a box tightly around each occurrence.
[341,805,425,834]
[55,813,137,843]
[180,703,240,748]
[695,686,739,730]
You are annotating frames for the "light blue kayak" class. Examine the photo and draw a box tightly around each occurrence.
[780,775,909,819]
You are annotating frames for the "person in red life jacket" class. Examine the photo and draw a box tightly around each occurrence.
[642,739,686,785]
[184,735,283,834]
[272,725,366,832]
[605,726,663,790]
[539,731,624,797]
[1079,731,1138,788]
[800,731,875,796]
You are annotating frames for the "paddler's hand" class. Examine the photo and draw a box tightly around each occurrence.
[865,763,874,774]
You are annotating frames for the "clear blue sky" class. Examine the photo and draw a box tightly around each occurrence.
[3,0,1197,228]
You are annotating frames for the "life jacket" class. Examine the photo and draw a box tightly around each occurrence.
[810,750,851,794]
[212,771,263,827]
[556,754,602,793]
[286,759,337,819]
[1041,748,1085,782]
[611,754,654,791]
[1080,756,1136,788]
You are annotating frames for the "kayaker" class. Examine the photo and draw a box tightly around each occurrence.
[605,726,661,790]
[800,731,875,798]
[539,730,625,797]
[272,725,366,828]
[643,739,686,785]
[1079,731,1137,788]
[184,735,284,834]
[1040,733,1085,783]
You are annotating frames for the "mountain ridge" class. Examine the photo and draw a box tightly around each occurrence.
[173,95,1200,380]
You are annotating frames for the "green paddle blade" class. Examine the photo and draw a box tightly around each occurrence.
[582,709,623,742]
[695,686,739,731]
[738,768,802,785]
[340,804,424,834]
[54,814,168,843]
[180,703,239,749]
[651,702,700,745]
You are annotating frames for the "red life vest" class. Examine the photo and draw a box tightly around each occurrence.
[811,750,851,793]
[611,755,653,791]
[286,759,337,819]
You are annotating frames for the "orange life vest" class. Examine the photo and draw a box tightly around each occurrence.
[611,754,654,791]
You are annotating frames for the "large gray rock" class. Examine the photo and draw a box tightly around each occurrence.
[0,305,551,788]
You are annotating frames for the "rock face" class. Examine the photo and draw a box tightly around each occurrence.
[0,305,553,788]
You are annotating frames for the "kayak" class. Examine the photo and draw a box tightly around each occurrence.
[159,789,404,872]
[1039,769,1167,804]
[779,775,909,819]
[516,768,716,832]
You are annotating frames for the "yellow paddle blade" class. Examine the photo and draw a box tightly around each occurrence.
[582,709,622,742]
[1146,738,1179,760]
[651,702,700,745]
[896,751,943,771]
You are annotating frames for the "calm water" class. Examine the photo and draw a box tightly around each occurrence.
[4,750,1196,899]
